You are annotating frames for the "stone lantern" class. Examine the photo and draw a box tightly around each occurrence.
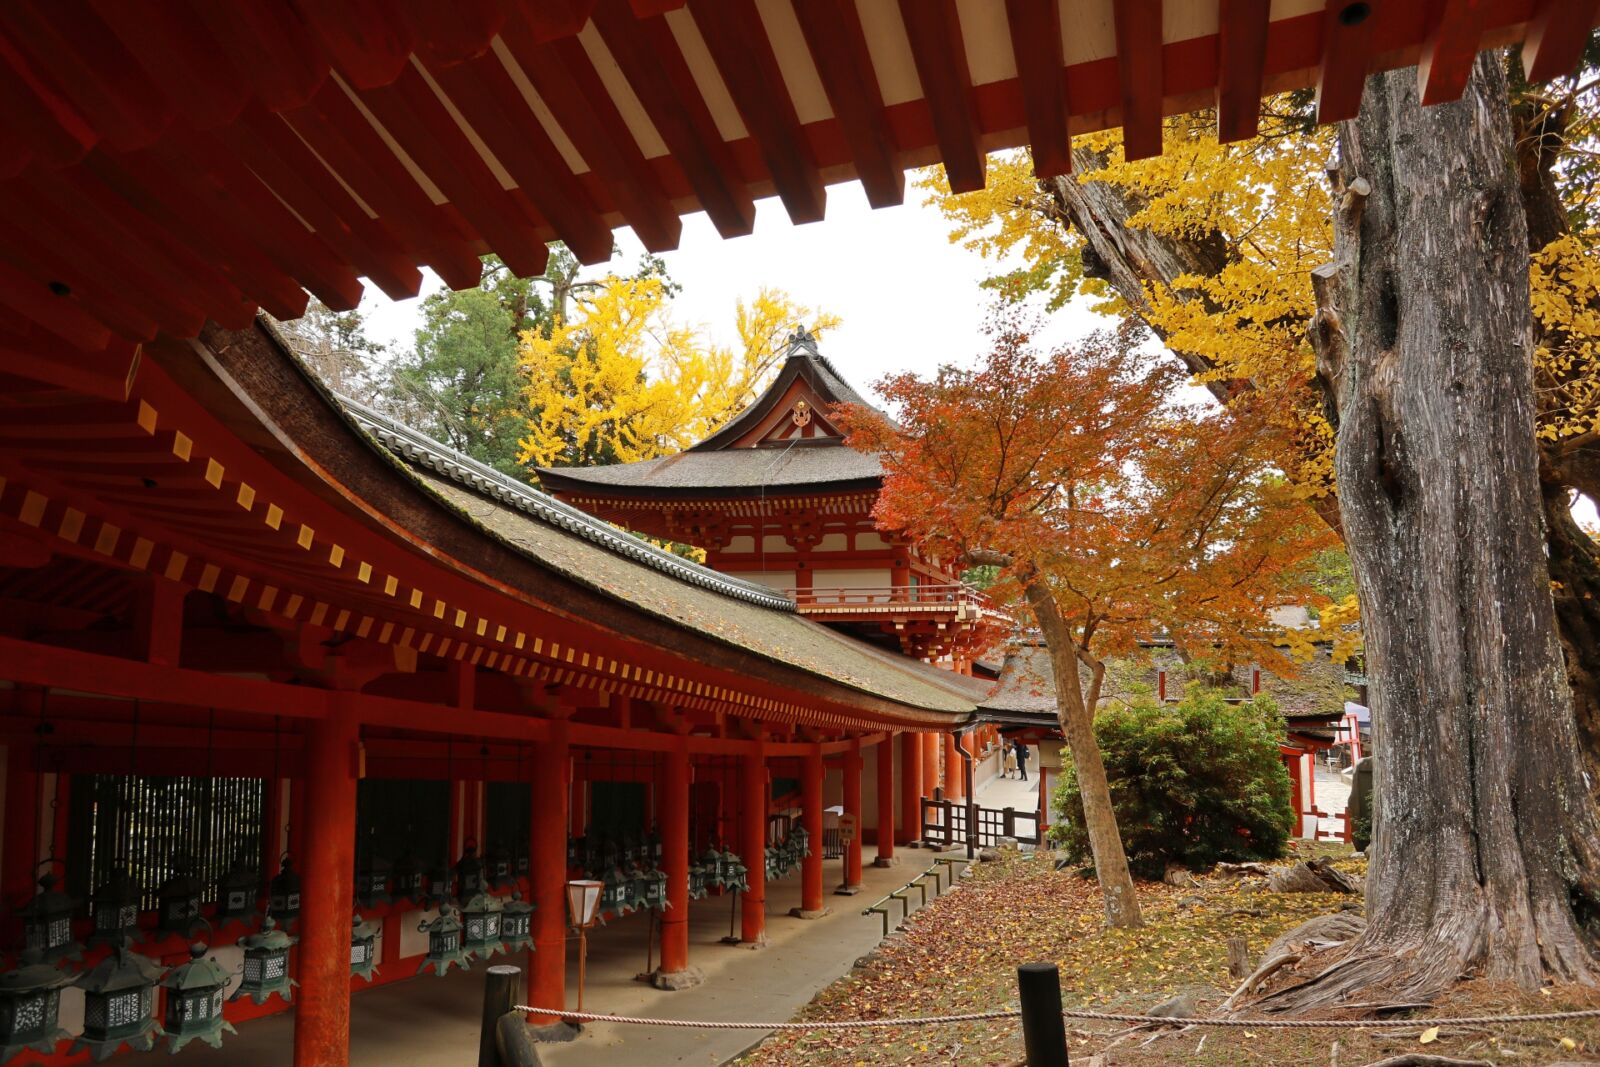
[160,942,235,1053]
[156,859,204,939]
[356,851,391,909]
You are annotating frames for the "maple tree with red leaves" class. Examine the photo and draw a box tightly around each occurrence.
[840,316,1336,928]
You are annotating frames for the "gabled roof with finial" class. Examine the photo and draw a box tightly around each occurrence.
[537,329,884,499]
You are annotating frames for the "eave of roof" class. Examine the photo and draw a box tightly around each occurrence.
[537,444,884,498]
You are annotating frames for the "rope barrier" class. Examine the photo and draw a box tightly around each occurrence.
[515,1005,1600,1031]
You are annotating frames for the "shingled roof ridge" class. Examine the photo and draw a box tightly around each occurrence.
[337,395,798,613]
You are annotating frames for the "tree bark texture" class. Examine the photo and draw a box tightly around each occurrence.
[1022,571,1143,928]
[1286,55,1600,1006]
[1042,81,1600,796]
[1512,79,1600,803]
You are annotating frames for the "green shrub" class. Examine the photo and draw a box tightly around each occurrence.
[1050,690,1294,877]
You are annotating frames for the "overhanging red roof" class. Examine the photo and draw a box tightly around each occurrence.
[0,0,1591,358]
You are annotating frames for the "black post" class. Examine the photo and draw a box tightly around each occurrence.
[1017,963,1069,1066]
[480,965,521,1067]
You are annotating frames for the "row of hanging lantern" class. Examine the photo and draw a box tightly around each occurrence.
[764,823,812,884]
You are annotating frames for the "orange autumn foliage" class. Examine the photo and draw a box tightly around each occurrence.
[839,316,1338,681]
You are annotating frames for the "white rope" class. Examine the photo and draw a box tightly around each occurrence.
[516,1005,1600,1031]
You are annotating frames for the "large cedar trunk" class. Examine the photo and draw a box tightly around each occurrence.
[1023,574,1143,928]
[1043,86,1600,800]
[1279,56,1600,1006]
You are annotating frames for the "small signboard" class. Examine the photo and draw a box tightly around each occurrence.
[837,813,857,842]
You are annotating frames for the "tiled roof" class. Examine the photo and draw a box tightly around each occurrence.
[342,396,987,718]
[539,445,883,495]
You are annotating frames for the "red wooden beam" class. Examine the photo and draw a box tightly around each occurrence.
[1003,0,1070,178]
[1315,0,1375,124]
[792,0,904,206]
[1112,0,1163,161]
[426,52,616,264]
[213,104,423,302]
[500,18,683,252]
[688,0,826,223]
[0,258,111,351]
[1417,0,1491,106]
[1215,0,1271,143]
[1521,0,1600,83]
[294,0,414,90]
[353,65,550,279]
[280,80,482,291]
[897,0,985,192]
[593,0,755,237]
[0,329,140,402]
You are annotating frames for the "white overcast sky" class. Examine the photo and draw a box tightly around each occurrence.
[358,177,1103,402]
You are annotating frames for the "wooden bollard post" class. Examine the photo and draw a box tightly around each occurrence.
[481,965,521,1067]
[1017,963,1069,1066]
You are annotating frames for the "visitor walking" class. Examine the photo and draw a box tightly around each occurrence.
[1014,740,1030,782]
[1003,742,1018,779]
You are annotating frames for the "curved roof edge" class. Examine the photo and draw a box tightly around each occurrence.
[337,395,798,614]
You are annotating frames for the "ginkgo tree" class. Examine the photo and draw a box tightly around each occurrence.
[519,278,837,470]
[840,316,1336,928]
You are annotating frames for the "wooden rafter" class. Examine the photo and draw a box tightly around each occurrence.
[897,0,985,193]
[1004,0,1070,178]
[791,0,903,207]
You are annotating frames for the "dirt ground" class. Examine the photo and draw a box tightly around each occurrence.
[736,844,1600,1066]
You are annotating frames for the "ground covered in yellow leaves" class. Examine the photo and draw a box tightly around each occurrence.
[737,844,1600,1066]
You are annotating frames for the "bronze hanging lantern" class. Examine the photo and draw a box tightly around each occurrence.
[356,851,391,909]
[214,851,259,924]
[484,840,512,891]
[416,904,470,977]
[459,890,504,961]
[499,893,533,954]
[160,942,235,1053]
[88,866,143,948]
[0,949,71,1061]
[72,946,163,1061]
[700,847,724,892]
[688,861,707,900]
[642,865,669,912]
[156,857,204,939]
[268,856,301,925]
[17,871,81,965]
[455,841,484,898]
[350,915,380,982]
[389,850,424,906]
[722,850,749,894]
[423,853,454,909]
[232,916,296,1006]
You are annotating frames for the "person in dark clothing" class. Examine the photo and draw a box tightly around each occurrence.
[1013,740,1030,781]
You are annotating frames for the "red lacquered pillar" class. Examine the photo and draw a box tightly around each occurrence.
[528,719,570,1023]
[920,733,939,798]
[943,733,964,800]
[876,738,896,866]
[899,733,922,846]
[739,746,767,945]
[292,702,359,1067]
[658,739,692,978]
[798,748,825,914]
[840,740,863,890]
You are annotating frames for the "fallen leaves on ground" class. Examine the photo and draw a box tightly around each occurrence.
[734,842,1600,1066]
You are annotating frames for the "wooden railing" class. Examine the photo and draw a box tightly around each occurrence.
[919,796,1041,849]
[784,583,996,611]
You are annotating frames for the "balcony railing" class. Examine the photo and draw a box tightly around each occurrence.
[783,583,1000,616]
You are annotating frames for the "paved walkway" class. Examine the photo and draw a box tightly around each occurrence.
[113,848,959,1066]
[975,766,1039,815]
